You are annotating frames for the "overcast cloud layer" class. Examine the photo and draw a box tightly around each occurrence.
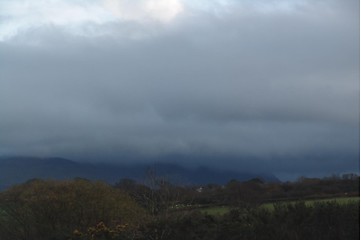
[0,0,359,179]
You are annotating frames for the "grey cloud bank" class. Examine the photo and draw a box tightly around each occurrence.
[0,0,359,179]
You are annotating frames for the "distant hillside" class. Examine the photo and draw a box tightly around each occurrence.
[0,157,279,190]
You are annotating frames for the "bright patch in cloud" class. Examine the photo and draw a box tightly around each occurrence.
[0,0,113,40]
[103,0,184,23]
[0,0,184,41]
[0,0,312,41]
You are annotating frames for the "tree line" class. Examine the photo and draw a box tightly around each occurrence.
[0,173,358,240]
[115,173,359,208]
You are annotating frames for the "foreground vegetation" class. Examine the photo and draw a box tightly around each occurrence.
[0,174,359,240]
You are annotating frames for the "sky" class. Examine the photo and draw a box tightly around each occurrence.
[0,0,359,180]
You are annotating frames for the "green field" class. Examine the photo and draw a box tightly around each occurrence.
[261,196,360,211]
[200,206,230,215]
[200,196,360,215]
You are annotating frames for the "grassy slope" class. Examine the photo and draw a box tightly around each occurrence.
[261,196,360,211]
[200,196,360,215]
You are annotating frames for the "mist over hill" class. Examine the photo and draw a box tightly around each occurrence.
[0,157,279,190]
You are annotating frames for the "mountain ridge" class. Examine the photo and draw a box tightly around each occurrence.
[0,156,280,189]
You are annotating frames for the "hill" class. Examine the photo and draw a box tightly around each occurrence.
[0,156,279,189]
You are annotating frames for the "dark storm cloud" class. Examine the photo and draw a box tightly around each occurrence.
[0,0,359,178]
